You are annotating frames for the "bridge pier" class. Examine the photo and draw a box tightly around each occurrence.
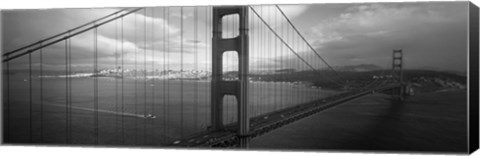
[393,86,406,101]
[211,6,250,136]
[238,136,250,148]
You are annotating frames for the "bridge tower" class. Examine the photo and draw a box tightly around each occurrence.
[211,6,250,138]
[392,49,406,100]
[392,49,403,84]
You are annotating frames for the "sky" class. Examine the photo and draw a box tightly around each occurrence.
[2,2,469,73]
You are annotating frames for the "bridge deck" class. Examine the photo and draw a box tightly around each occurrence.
[171,84,401,147]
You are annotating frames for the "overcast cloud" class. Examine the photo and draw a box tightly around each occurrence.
[2,2,469,73]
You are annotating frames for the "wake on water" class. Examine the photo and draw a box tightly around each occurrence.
[46,103,154,119]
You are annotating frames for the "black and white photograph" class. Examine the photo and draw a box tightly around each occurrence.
[1,0,479,155]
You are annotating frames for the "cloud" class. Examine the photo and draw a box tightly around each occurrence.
[4,7,210,71]
[4,3,468,73]
[305,2,468,71]
[250,5,308,30]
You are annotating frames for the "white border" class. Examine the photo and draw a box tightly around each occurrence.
[467,1,470,153]
[0,0,477,9]
[1,0,479,156]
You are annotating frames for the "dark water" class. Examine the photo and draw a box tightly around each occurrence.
[4,76,340,145]
[249,89,468,153]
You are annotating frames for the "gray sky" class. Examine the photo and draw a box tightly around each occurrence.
[2,2,469,72]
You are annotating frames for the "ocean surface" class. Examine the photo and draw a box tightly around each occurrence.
[4,76,339,145]
[249,89,468,153]
[5,75,468,153]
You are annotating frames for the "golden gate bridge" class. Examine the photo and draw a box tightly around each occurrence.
[2,6,410,147]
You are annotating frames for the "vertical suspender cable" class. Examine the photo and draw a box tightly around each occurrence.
[121,17,125,144]
[94,27,99,144]
[67,37,70,143]
[64,39,69,143]
[257,6,262,115]
[293,24,297,105]
[143,7,148,145]
[5,59,9,143]
[194,7,198,131]
[204,7,209,129]
[273,6,278,112]
[261,6,266,113]
[68,33,73,143]
[281,13,284,109]
[29,52,32,142]
[258,6,262,115]
[271,6,275,112]
[300,40,303,103]
[297,35,301,104]
[304,44,308,103]
[134,12,139,144]
[162,7,167,144]
[265,7,268,112]
[248,9,256,117]
[272,8,276,111]
[4,59,11,142]
[294,29,299,104]
[274,8,278,111]
[256,7,260,116]
[180,7,184,138]
[307,44,312,101]
[282,11,286,109]
[255,9,260,116]
[299,30,302,103]
[251,8,254,116]
[68,35,71,143]
[114,14,119,144]
[268,7,277,111]
[68,34,72,143]
[305,40,308,101]
[39,42,44,142]
[291,21,295,105]
[294,20,298,104]
[207,7,211,128]
[300,43,304,103]
[165,8,170,142]
[287,22,291,107]
[265,6,269,114]
[151,7,155,145]
[303,43,306,103]
[280,13,284,110]
[308,44,311,102]
[250,8,255,117]
[284,14,289,107]
[262,6,266,114]
[257,7,261,115]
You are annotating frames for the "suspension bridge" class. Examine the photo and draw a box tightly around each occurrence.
[2,6,411,147]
